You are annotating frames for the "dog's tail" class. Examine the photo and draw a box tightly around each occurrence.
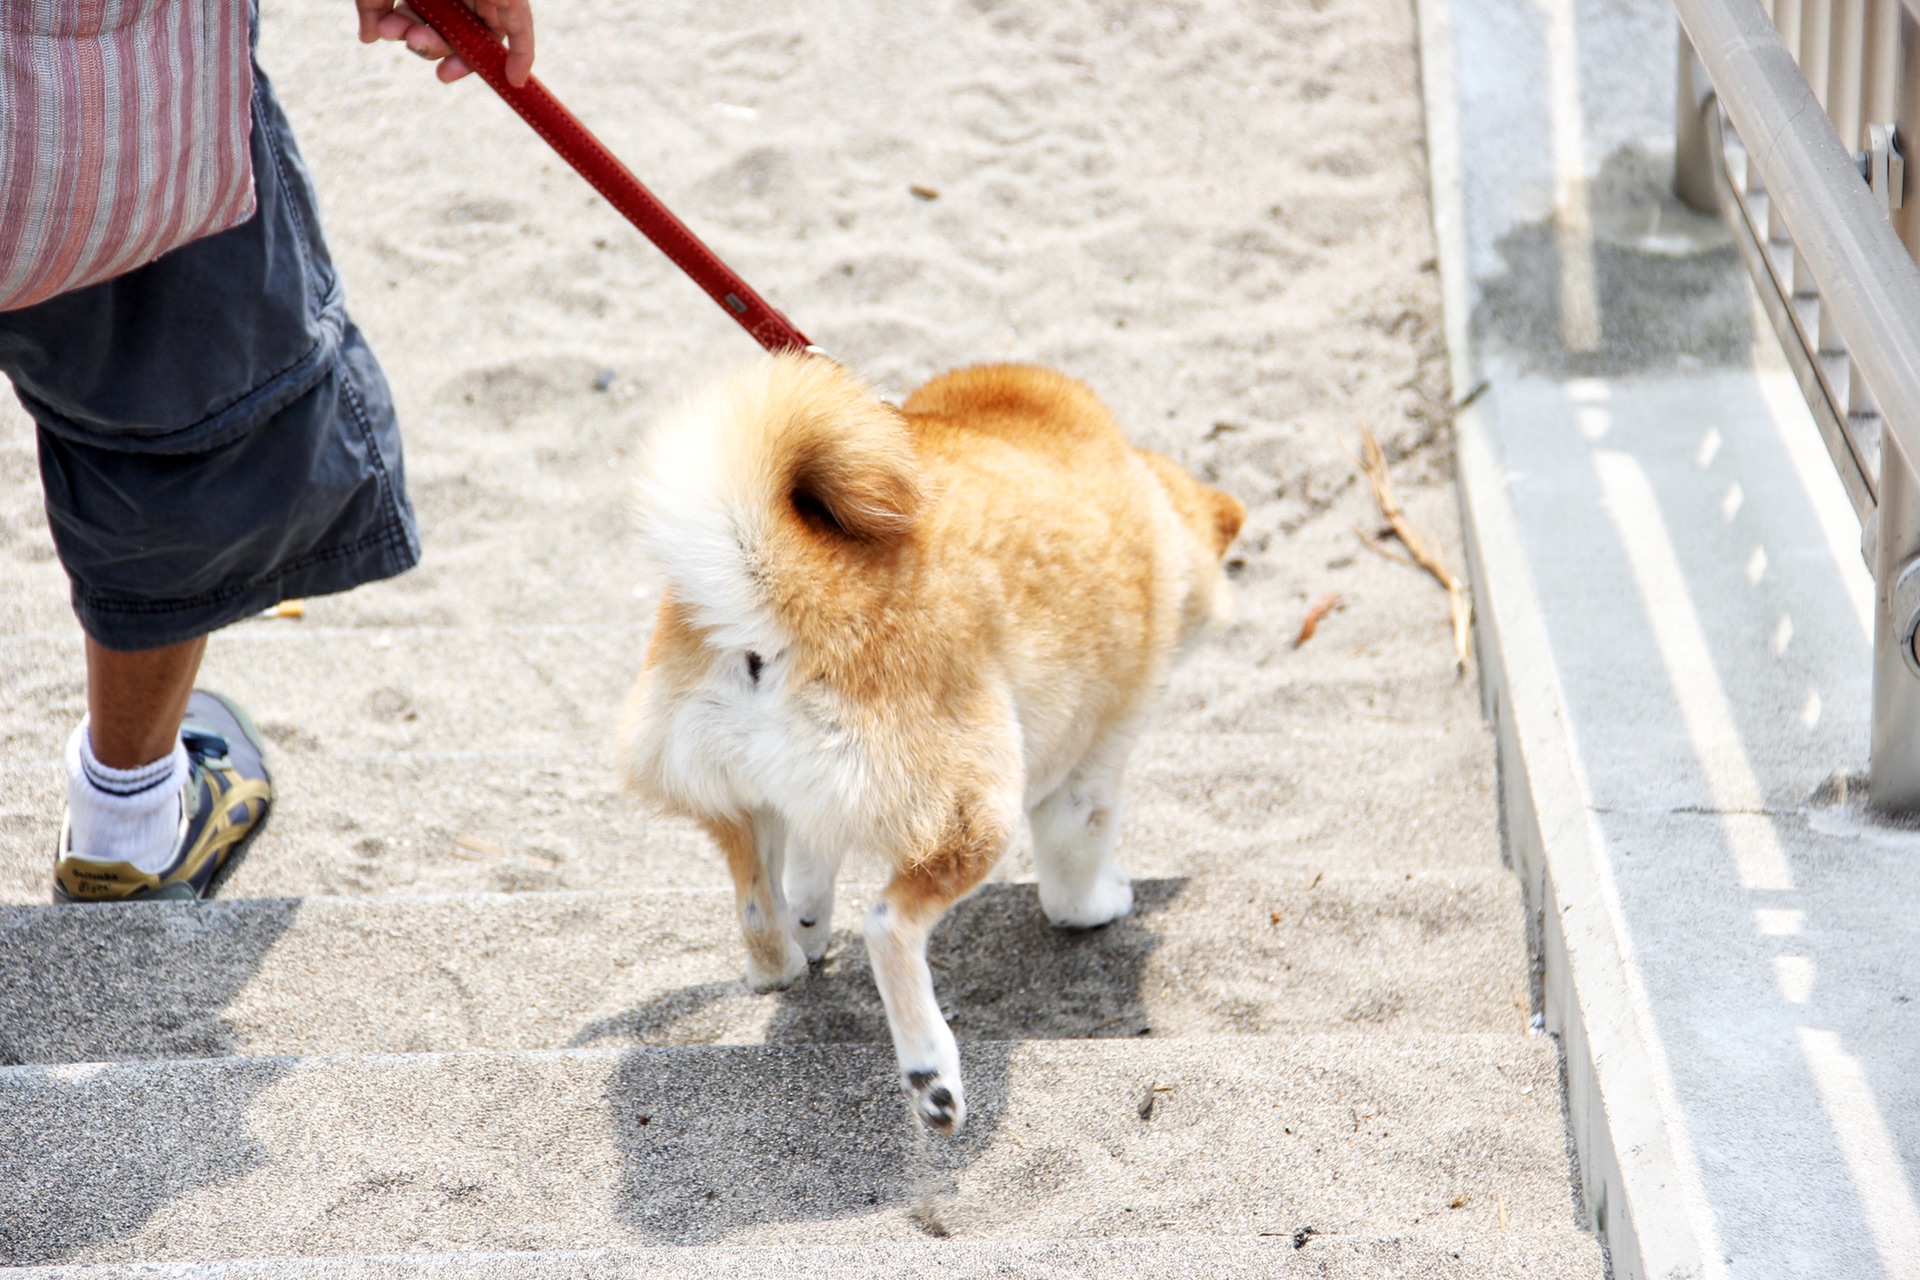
[632,352,922,650]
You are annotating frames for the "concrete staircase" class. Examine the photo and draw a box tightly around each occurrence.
[0,297,1604,1280]
[0,479,1604,1277]
[0,885,1594,1276]
[0,0,1604,1273]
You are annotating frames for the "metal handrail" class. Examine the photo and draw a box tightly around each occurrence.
[1676,0,1920,810]
[1680,0,1920,462]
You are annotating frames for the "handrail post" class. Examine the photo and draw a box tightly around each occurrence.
[1676,28,1718,212]
[1871,437,1920,810]
[1893,3,1920,258]
[1827,0,1865,153]
[1803,0,1835,104]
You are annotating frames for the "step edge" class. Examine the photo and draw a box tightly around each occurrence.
[0,1028,1560,1082]
[2,1226,1608,1279]
[0,867,1526,921]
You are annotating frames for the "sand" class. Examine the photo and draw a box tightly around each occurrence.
[0,0,1473,901]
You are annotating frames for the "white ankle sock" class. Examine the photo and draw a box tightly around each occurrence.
[65,723,189,874]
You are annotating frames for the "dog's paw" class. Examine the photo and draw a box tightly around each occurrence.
[904,1066,967,1135]
[1040,869,1134,930]
[793,912,833,964]
[744,937,809,993]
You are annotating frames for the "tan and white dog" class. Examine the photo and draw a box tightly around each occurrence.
[616,353,1243,1134]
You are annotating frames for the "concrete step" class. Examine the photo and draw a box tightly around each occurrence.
[4,1230,1605,1278]
[0,715,1497,905]
[1,604,1498,905]
[0,1036,1589,1268]
[0,872,1526,1065]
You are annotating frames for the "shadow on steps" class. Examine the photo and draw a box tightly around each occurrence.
[568,877,1185,1049]
[0,900,296,1266]
[0,899,299,1065]
[583,880,1186,1243]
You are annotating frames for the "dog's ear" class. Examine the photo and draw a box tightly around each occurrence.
[1204,487,1246,558]
[785,408,921,545]
[1137,449,1244,560]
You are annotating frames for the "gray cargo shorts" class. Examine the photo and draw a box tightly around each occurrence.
[0,51,420,651]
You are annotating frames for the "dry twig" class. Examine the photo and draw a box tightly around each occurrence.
[1352,525,1417,568]
[1346,423,1472,674]
[1293,593,1346,649]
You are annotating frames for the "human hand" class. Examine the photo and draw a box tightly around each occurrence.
[355,0,535,88]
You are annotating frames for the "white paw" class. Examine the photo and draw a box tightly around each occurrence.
[793,911,833,964]
[904,1064,967,1135]
[745,937,809,992]
[1039,868,1134,929]
[782,839,838,964]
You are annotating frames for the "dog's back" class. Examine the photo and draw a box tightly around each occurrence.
[898,363,1242,784]
[622,354,1243,828]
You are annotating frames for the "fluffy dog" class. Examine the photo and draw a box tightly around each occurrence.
[616,353,1243,1133]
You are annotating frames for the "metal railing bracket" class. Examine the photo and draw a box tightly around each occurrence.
[1892,556,1920,677]
[1858,122,1905,215]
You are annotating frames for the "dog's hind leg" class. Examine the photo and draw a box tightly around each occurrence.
[1030,731,1136,929]
[784,833,840,963]
[705,812,809,992]
[865,794,1010,1135]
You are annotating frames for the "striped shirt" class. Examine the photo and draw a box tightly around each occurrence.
[0,0,254,312]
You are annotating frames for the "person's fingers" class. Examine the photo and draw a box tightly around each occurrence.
[374,3,432,45]
[403,24,454,61]
[360,0,530,87]
[353,0,393,43]
[476,0,535,86]
[502,4,534,88]
[501,32,532,87]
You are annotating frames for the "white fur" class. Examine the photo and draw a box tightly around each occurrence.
[630,374,789,655]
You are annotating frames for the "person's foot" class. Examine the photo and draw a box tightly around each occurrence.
[53,691,273,903]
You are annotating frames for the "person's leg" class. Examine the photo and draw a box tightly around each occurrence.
[63,638,204,882]
[60,637,207,879]
[2,37,415,900]
[85,636,207,769]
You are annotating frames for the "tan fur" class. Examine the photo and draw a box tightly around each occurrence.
[618,353,1242,1132]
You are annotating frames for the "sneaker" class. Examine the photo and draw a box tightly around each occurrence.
[53,691,273,904]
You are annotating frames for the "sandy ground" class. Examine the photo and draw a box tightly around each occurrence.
[0,12,1609,1266]
[0,0,1471,901]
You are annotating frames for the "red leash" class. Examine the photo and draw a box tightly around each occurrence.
[403,0,813,355]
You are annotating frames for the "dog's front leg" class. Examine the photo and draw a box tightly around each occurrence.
[705,813,808,992]
[864,798,1007,1135]
[1031,740,1136,929]
[784,833,840,963]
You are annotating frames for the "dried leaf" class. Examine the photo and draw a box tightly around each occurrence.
[1293,593,1346,649]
